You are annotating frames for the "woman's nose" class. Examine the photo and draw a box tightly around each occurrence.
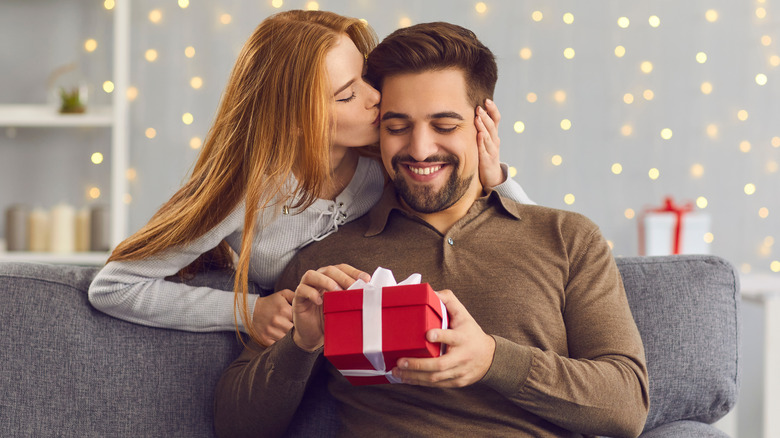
[365,82,381,108]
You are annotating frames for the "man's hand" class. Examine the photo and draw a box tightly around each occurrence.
[391,289,496,387]
[292,264,371,352]
[475,99,506,189]
[252,289,294,347]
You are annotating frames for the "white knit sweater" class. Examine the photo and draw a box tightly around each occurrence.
[88,157,533,333]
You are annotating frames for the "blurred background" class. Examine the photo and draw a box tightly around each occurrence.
[1,0,778,274]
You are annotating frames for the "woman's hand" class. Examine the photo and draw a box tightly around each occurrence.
[475,99,506,189]
[252,289,295,347]
[292,264,371,351]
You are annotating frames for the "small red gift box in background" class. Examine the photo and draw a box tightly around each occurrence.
[638,196,711,256]
[323,281,447,386]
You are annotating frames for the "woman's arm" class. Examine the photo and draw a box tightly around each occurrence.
[88,204,259,332]
[475,99,535,205]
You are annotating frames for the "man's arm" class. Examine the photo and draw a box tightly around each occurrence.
[214,263,370,438]
[393,229,649,438]
[214,333,322,438]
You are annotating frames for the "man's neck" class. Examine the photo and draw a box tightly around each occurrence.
[402,178,484,234]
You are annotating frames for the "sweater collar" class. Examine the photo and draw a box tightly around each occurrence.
[365,185,522,237]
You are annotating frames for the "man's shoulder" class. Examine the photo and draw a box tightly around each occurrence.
[499,197,599,233]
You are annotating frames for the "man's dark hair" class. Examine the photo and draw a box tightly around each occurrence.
[366,22,498,107]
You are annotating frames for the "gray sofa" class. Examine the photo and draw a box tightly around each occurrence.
[0,255,739,437]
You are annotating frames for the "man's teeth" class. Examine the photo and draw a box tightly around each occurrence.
[409,165,441,175]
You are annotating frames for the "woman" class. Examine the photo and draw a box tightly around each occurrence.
[88,10,532,348]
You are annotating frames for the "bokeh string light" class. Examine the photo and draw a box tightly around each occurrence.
[121,2,778,273]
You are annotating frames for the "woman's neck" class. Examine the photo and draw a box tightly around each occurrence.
[320,147,359,201]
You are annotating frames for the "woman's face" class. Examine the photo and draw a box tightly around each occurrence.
[326,34,381,149]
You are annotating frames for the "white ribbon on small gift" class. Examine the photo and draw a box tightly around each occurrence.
[336,267,448,383]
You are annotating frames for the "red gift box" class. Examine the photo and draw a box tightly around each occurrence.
[638,196,711,256]
[323,283,447,386]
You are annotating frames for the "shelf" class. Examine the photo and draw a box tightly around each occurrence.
[0,104,113,127]
[0,251,108,266]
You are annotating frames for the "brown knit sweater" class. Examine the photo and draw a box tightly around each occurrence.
[214,187,649,437]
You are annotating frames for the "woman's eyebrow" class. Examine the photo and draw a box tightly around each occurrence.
[334,78,356,96]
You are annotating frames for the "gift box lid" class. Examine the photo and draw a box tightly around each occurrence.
[323,283,443,319]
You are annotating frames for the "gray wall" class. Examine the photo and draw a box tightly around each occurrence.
[2,0,779,274]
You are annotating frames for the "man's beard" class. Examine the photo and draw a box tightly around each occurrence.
[391,154,473,214]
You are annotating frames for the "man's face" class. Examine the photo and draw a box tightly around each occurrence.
[379,68,481,214]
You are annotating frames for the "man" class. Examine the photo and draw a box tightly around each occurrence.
[215,22,649,438]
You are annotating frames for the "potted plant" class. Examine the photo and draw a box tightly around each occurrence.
[59,86,87,113]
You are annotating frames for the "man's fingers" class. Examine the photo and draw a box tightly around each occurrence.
[316,264,370,290]
[335,263,372,283]
[294,283,323,306]
[426,327,461,347]
[300,269,340,293]
[392,357,462,386]
[398,354,457,374]
[435,289,468,322]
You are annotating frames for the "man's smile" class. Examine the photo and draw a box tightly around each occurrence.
[407,164,443,176]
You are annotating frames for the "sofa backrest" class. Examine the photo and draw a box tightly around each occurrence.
[0,261,244,438]
[617,255,740,432]
[0,255,740,437]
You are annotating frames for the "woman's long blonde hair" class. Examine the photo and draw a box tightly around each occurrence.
[108,10,377,346]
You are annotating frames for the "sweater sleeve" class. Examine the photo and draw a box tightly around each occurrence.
[491,163,535,205]
[214,330,323,438]
[480,228,650,438]
[88,204,259,333]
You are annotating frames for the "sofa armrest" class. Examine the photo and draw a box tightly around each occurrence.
[616,255,740,432]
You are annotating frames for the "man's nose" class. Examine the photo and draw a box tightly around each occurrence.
[408,126,437,162]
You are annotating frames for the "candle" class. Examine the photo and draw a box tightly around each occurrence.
[75,207,91,252]
[90,205,110,252]
[5,204,29,251]
[28,208,49,252]
[49,203,76,253]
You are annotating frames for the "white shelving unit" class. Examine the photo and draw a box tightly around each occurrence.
[0,0,129,266]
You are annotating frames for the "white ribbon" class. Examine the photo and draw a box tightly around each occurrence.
[337,267,446,383]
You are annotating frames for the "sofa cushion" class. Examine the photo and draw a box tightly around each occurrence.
[0,262,243,438]
[616,255,740,433]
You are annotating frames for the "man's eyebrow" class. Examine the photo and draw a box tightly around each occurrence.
[381,111,409,121]
[381,111,465,121]
[429,111,464,120]
[334,79,356,96]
